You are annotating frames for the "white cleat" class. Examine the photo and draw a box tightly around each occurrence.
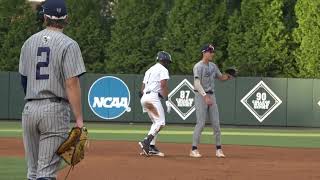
[189,149,202,158]
[216,149,226,158]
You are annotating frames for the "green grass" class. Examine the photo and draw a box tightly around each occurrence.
[0,157,26,180]
[1,120,320,148]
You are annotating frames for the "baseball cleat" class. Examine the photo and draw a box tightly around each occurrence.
[139,151,165,157]
[216,149,226,158]
[149,151,165,157]
[139,152,148,156]
[140,145,165,157]
[138,140,150,156]
[149,145,160,153]
[149,146,165,157]
[189,149,202,158]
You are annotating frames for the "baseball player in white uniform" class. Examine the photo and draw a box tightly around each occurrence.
[19,0,86,179]
[138,51,172,157]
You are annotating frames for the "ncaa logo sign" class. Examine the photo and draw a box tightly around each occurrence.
[88,76,131,120]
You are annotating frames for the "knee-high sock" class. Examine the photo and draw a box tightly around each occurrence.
[150,134,158,145]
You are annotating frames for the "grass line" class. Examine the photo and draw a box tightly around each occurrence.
[1,129,320,137]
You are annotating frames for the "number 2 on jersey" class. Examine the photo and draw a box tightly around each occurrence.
[36,47,50,80]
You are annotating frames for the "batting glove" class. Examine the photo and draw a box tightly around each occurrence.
[165,100,171,113]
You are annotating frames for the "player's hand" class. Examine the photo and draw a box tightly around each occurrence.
[165,100,171,113]
[226,73,234,80]
[75,120,84,128]
[204,95,213,106]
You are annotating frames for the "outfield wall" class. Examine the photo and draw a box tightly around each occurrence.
[1,72,320,127]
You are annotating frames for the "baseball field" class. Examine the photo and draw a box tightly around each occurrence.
[0,120,320,180]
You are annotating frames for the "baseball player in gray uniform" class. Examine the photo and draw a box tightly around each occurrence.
[19,0,86,179]
[189,44,232,158]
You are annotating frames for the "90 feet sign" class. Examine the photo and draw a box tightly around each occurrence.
[241,81,282,122]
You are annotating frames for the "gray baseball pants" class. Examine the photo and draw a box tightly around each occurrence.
[192,93,221,147]
[22,99,70,179]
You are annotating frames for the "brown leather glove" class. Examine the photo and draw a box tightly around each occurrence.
[57,127,89,166]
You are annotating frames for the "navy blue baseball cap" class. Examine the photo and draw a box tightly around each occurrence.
[43,0,67,19]
[201,44,215,53]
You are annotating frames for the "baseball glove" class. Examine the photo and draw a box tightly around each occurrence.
[57,127,89,166]
[225,67,238,77]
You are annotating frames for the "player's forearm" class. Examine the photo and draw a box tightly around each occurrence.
[160,80,169,99]
[194,79,206,96]
[140,83,145,93]
[65,77,83,126]
[162,87,168,98]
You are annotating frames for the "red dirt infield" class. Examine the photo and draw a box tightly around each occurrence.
[1,138,320,180]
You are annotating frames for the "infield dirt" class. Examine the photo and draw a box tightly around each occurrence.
[1,138,319,180]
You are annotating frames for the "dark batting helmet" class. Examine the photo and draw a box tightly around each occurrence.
[156,51,172,63]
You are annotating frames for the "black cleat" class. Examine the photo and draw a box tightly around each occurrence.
[138,140,150,156]
[149,145,160,153]
[149,145,165,157]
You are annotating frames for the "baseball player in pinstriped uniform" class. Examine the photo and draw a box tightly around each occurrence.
[138,51,172,157]
[189,44,232,158]
[19,0,86,179]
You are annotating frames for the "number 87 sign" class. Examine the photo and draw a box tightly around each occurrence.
[168,79,195,120]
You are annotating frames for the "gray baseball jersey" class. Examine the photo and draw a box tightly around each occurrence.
[19,29,86,100]
[193,61,222,92]
[192,61,222,147]
[19,28,86,179]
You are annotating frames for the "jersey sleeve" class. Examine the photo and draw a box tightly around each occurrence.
[63,42,86,79]
[214,64,222,78]
[19,43,27,76]
[193,64,201,79]
[159,68,169,80]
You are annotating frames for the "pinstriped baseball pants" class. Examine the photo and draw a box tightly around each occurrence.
[22,99,70,180]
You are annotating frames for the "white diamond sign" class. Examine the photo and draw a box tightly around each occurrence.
[241,81,282,123]
[168,79,195,120]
